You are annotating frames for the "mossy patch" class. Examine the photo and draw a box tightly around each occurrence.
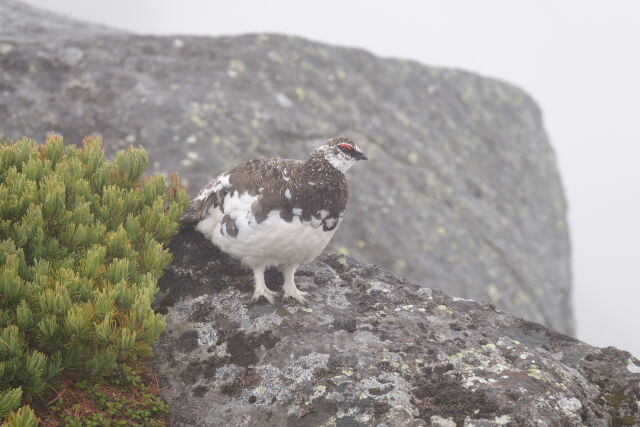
[38,362,168,426]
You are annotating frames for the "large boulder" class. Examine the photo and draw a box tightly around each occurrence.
[153,226,638,426]
[0,1,572,334]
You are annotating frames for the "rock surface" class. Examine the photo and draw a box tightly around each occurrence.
[153,226,638,427]
[1,1,572,334]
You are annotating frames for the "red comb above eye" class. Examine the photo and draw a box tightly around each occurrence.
[338,143,353,150]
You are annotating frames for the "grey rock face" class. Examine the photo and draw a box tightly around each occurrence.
[154,227,637,426]
[0,1,572,333]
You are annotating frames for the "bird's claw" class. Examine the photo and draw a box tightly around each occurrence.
[251,288,279,304]
[284,289,309,304]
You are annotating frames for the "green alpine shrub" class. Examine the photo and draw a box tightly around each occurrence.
[0,135,188,423]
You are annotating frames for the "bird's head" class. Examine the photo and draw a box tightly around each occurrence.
[317,137,367,173]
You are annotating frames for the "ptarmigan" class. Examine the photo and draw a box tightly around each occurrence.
[183,137,367,303]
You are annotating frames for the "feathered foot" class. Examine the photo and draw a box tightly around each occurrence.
[251,266,278,303]
[281,264,309,304]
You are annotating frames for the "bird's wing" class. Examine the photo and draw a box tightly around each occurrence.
[181,157,304,224]
[180,173,227,224]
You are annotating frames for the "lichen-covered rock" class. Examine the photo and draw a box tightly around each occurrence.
[1,0,572,334]
[153,227,638,426]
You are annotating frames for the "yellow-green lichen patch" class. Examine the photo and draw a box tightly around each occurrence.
[487,284,500,304]
[190,114,207,128]
[337,256,350,268]
[299,60,312,71]
[527,363,551,382]
[395,111,411,126]
[338,246,350,255]
[407,152,420,165]
[513,290,531,306]
[311,384,326,399]
[294,87,306,102]
[448,347,478,363]
[227,59,246,78]
[435,305,453,315]
[393,259,407,271]
[447,344,510,389]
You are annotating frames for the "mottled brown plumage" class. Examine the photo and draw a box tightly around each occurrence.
[185,137,367,303]
[184,137,360,231]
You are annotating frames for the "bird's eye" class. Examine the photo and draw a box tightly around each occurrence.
[338,143,353,151]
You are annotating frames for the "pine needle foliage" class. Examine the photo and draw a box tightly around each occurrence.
[0,135,188,424]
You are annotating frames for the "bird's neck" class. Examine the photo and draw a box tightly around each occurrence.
[304,152,348,184]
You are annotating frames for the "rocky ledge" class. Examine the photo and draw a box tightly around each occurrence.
[153,227,639,426]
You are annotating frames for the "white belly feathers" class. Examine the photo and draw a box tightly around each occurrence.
[196,190,339,269]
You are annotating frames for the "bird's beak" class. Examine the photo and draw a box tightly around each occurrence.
[355,151,368,161]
